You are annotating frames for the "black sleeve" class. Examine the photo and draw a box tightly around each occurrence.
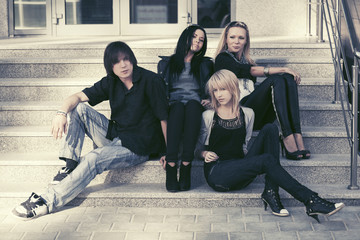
[215,53,253,79]
[82,76,110,106]
[146,73,169,121]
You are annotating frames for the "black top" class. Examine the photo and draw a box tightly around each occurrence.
[82,66,168,156]
[208,109,246,161]
[214,51,256,83]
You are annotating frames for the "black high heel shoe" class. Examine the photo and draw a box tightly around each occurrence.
[305,194,345,223]
[299,149,311,159]
[261,189,289,217]
[165,163,179,192]
[280,136,302,160]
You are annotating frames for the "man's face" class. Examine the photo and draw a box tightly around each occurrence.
[112,54,133,81]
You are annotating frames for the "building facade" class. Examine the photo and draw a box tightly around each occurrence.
[0,0,309,38]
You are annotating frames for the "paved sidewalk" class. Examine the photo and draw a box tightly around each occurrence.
[1,205,359,240]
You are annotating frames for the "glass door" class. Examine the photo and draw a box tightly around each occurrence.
[55,0,120,35]
[120,0,190,35]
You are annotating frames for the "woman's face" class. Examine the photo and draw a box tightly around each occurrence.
[226,27,247,54]
[213,86,232,106]
[190,29,205,53]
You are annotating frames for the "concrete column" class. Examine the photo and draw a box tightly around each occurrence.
[235,0,307,36]
[0,0,9,37]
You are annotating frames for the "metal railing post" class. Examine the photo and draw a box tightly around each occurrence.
[348,56,360,190]
[317,0,325,42]
[307,0,312,36]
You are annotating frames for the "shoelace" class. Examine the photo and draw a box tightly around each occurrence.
[267,189,284,209]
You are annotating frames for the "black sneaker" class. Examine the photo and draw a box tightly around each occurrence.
[12,192,48,219]
[51,167,72,185]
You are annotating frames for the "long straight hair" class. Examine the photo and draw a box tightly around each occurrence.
[206,70,241,117]
[169,25,208,80]
[215,21,255,65]
[103,41,137,76]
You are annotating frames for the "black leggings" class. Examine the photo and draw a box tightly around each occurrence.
[166,100,202,163]
[241,73,301,138]
[204,123,314,203]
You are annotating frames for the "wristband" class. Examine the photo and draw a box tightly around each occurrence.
[264,67,270,77]
[56,110,67,117]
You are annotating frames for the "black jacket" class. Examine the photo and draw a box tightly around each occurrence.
[157,56,214,100]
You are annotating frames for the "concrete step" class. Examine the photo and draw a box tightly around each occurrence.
[0,152,355,185]
[1,182,358,209]
[0,78,336,102]
[0,56,334,78]
[0,100,345,127]
[0,37,331,58]
[0,125,349,154]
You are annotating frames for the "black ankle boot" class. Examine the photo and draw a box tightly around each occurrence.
[166,163,179,192]
[305,194,345,223]
[179,163,191,191]
[261,189,289,217]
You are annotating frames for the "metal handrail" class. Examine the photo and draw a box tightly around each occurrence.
[321,0,360,189]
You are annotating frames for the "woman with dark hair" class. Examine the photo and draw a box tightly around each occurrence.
[158,25,214,192]
[214,21,310,160]
[196,69,344,222]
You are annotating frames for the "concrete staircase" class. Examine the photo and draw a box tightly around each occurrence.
[1,36,359,209]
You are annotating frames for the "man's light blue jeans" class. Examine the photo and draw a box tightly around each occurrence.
[41,103,148,212]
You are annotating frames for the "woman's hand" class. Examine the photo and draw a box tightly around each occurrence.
[159,155,166,170]
[201,99,211,109]
[285,68,301,85]
[202,151,219,163]
[51,114,68,140]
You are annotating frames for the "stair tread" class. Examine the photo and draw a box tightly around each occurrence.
[0,152,352,166]
[0,100,344,111]
[0,125,348,137]
[1,182,357,200]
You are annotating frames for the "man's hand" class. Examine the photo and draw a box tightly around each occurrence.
[203,151,219,163]
[51,114,67,140]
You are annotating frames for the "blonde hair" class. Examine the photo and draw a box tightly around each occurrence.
[215,21,255,65]
[206,70,241,117]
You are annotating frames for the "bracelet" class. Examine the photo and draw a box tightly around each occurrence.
[263,67,270,77]
[56,110,67,117]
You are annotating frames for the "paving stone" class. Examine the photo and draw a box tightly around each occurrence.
[149,208,180,215]
[0,223,15,232]
[132,214,164,223]
[229,214,261,223]
[117,207,149,215]
[99,212,132,224]
[180,208,211,215]
[57,232,91,240]
[197,214,227,223]
[212,222,245,233]
[22,232,58,240]
[77,222,112,232]
[195,232,229,240]
[84,206,118,213]
[1,232,24,240]
[45,222,80,232]
[144,223,178,232]
[278,222,313,231]
[178,223,211,232]
[164,215,195,223]
[229,232,263,240]
[211,207,242,215]
[262,215,292,222]
[160,232,194,240]
[263,231,298,240]
[297,231,333,240]
[245,222,280,232]
[311,220,347,231]
[343,220,360,230]
[111,223,145,232]
[92,232,126,240]
[66,213,101,223]
[12,221,47,232]
[125,232,159,240]
[332,230,360,240]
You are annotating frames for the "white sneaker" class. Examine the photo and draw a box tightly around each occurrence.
[12,192,48,219]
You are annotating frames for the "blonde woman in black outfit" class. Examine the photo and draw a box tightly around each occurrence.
[195,69,344,222]
[214,21,310,160]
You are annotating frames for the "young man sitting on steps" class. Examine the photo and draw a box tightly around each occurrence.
[12,41,168,219]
